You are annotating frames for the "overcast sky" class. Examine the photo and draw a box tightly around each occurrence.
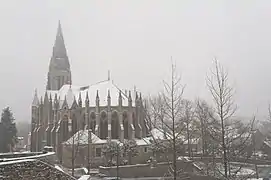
[0,0,270,122]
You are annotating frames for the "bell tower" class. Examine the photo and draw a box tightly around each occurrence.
[47,21,72,90]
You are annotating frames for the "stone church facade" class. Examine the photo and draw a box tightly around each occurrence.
[30,22,149,158]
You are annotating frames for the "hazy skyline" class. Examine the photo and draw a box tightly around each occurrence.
[0,0,270,121]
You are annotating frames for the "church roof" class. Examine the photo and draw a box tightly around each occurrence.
[47,80,136,108]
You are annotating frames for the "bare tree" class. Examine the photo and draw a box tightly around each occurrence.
[145,61,186,180]
[195,99,211,156]
[206,59,235,178]
[194,98,221,157]
[64,126,85,177]
[144,94,166,131]
[194,98,222,176]
[206,59,255,179]
[70,130,84,176]
[181,99,196,157]
[268,103,271,122]
[102,139,121,166]
[122,139,139,165]
[262,103,271,139]
[163,61,187,180]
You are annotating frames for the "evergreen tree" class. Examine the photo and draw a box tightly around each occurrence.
[0,107,17,153]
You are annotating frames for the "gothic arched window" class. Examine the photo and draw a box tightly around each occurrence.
[123,112,128,139]
[100,112,108,139]
[90,112,96,133]
[111,111,119,139]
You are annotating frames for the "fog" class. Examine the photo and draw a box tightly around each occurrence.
[0,0,270,121]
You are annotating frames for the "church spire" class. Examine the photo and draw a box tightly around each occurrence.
[57,20,62,35]
[47,21,72,90]
[78,92,82,107]
[52,20,67,58]
[32,89,39,107]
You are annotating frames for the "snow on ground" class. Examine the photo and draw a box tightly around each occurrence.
[0,151,55,162]
[55,164,64,172]
[78,175,91,180]
[0,158,35,166]
[236,168,255,176]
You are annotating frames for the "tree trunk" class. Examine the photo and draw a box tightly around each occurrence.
[212,141,215,177]
[187,123,191,157]
[72,136,75,176]
[200,120,205,156]
[221,110,228,178]
[172,86,177,180]
[128,153,132,165]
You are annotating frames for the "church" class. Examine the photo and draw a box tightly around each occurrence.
[30,21,149,157]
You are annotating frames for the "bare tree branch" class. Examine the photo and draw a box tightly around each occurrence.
[206,59,255,179]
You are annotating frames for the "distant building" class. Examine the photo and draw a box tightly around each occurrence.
[62,129,154,168]
[30,21,149,162]
[15,137,25,151]
[26,132,31,151]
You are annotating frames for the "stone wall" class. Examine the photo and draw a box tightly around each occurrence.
[193,156,271,165]
[0,151,57,165]
[99,160,195,178]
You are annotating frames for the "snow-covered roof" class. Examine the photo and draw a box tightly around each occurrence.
[148,128,187,143]
[64,130,106,145]
[55,165,64,172]
[149,128,175,140]
[46,80,136,108]
[17,137,24,140]
[0,152,55,162]
[135,137,152,146]
[264,140,271,148]
[74,167,88,174]
[0,159,35,166]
